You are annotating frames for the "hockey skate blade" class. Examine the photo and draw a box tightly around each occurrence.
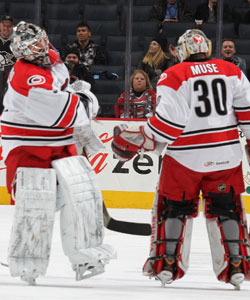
[230,273,245,290]
[157,270,173,286]
[75,263,105,281]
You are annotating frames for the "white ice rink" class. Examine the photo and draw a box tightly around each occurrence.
[0,206,250,300]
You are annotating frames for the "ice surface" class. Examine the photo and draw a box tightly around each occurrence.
[0,206,249,300]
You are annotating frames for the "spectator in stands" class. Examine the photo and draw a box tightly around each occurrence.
[149,0,193,26]
[0,15,15,114]
[114,69,156,119]
[64,48,95,91]
[221,38,247,75]
[194,0,232,24]
[64,22,107,71]
[137,36,174,82]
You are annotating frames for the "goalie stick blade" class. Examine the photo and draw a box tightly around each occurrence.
[103,201,151,236]
[107,218,152,236]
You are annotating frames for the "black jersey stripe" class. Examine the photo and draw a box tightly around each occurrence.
[147,122,176,142]
[167,140,240,151]
[51,92,72,127]
[1,135,73,142]
[0,120,66,130]
[155,112,185,129]
[233,106,250,111]
[180,124,238,136]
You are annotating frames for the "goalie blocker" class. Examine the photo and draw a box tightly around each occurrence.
[111,124,156,161]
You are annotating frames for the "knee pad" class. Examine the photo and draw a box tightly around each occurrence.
[143,193,199,281]
[52,156,116,274]
[204,187,250,283]
[8,167,57,282]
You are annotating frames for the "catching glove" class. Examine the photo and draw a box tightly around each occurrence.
[111,124,156,161]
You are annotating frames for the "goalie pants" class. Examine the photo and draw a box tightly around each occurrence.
[5,144,77,204]
[158,155,245,200]
[145,155,250,282]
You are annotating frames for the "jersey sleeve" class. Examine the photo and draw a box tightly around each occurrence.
[144,69,190,144]
[8,59,90,128]
[233,71,250,140]
[26,87,89,128]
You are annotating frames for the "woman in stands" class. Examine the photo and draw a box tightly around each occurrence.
[114,69,156,119]
[137,36,174,82]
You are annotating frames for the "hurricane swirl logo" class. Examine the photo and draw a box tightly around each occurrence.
[193,34,204,44]
[27,75,46,85]
[158,72,167,83]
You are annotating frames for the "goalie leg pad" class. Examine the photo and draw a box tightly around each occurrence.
[8,167,57,282]
[204,188,250,285]
[52,156,116,279]
[143,194,199,284]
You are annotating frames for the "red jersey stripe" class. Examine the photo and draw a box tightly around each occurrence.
[149,115,184,138]
[1,124,74,137]
[56,94,79,127]
[172,129,239,146]
[235,110,250,121]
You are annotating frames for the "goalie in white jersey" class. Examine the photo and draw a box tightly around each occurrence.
[111,29,250,289]
[0,21,116,284]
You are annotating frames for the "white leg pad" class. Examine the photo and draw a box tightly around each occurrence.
[177,217,193,274]
[8,167,57,282]
[52,156,116,278]
[206,218,228,277]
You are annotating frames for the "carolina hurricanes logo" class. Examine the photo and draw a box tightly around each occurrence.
[158,72,167,83]
[27,75,46,85]
[193,34,204,44]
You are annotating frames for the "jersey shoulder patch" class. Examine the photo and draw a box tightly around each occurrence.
[10,60,53,96]
[157,63,187,91]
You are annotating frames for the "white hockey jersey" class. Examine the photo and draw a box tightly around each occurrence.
[0,50,89,161]
[144,58,250,172]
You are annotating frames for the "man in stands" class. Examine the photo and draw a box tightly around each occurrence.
[0,15,15,114]
[111,29,250,290]
[194,0,232,23]
[221,38,247,75]
[64,22,107,71]
[150,0,193,24]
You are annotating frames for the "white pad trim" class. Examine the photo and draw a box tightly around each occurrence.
[206,218,228,277]
[8,167,57,280]
[178,217,193,274]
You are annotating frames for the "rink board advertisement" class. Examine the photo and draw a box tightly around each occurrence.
[1,119,250,212]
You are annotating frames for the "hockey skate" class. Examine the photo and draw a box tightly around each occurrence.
[72,244,117,281]
[157,256,176,286]
[74,261,105,281]
[20,274,36,286]
[228,259,245,290]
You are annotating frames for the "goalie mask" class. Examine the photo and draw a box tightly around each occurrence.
[175,29,212,63]
[10,21,50,65]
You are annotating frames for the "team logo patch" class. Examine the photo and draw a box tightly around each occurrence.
[27,75,46,86]
[158,72,167,83]
[218,183,226,192]
[193,34,204,44]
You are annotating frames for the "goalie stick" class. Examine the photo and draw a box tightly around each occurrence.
[80,146,151,236]
[102,201,151,236]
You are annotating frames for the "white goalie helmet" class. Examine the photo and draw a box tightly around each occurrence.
[10,21,50,64]
[175,29,212,63]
